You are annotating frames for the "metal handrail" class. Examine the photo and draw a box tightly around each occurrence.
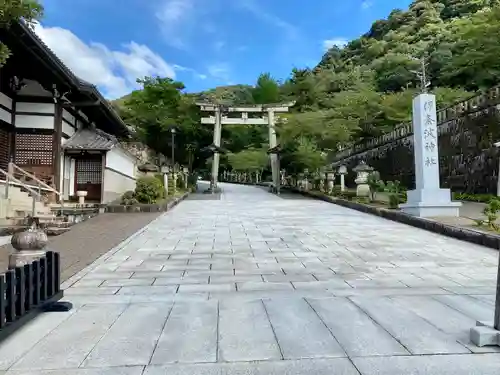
[10,162,63,202]
[0,167,43,217]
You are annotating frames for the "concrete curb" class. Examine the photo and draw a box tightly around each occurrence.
[286,187,500,250]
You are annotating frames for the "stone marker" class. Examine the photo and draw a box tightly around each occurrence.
[399,93,461,217]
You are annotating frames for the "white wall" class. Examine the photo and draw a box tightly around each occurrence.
[0,92,12,124]
[102,147,137,203]
[105,147,136,178]
[62,121,75,137]
[15,103,55,129]
[15,114,54,129]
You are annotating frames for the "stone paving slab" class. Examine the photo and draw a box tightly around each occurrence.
[2,183,500,373]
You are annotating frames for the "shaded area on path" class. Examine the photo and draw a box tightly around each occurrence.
[0,212,162,280]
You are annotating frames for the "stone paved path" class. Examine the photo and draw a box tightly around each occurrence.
[1,183,500,374]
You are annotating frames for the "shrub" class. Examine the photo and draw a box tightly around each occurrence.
[187,172,198,188]
[453,192,497,203]
[154,173,165,188]
[135,176,164,204]
[483,199,500,230]
[120,190,138,205]
[367,171,385,201]
[388,193,400,209]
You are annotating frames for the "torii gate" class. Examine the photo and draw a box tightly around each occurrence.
[197,102,295,192]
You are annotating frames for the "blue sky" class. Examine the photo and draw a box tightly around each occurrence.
[37,0,412,99]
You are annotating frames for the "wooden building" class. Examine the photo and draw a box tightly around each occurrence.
[0,22,137,204]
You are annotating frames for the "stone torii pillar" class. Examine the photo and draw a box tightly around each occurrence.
[267,109,279,190]
[211,106,222,189]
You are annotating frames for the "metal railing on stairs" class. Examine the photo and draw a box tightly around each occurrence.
[0,162,64,219]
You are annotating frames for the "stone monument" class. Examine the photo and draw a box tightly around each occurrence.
[399,93,461,217]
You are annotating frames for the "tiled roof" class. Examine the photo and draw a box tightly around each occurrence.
[63,128,118,150]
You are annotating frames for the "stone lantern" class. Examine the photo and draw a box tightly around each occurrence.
[353,161,373,197]
[338,165,348,192]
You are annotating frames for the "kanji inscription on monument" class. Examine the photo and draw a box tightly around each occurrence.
[399,93,461,217]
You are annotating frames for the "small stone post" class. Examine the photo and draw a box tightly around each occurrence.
[161,165,170,196]
[183,167,189,189]
[353,161,373,197]
[303,169,309,191]
[338,165,348,192]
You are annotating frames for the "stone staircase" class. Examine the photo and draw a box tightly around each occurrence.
[0,182,70,236]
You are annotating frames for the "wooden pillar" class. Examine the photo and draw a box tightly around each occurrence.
[53,102,63,193]
[9,97,16,162]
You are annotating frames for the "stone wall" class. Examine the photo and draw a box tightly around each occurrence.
[331,87,500,194]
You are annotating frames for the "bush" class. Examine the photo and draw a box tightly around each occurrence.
[154,173,165,188]
[120,190,138,205]
[187,172,198,188]
[388,193,400,209]
[453,192,497,203]
[135,176,164,204]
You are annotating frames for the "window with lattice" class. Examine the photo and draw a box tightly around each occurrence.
[76,159,102,184]
[15,133,53,165]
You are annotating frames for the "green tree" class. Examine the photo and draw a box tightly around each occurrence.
[123,77,211,170]
[252,73,282,104]
[0,0,43,66]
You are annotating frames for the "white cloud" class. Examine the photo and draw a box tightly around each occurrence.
[34,23,177,99]
[361,1,373,10]
[207,62,232,83]
[323,38,348,51]
[156,0,195,49]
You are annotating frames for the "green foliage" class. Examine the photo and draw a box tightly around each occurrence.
[388,193,400,209]
[134,176,164,204]
[367,171,385,201]
[0,0,44,66]
[483,199,500,230]
[452,192,498,203]
[120,77,210,171]
[227,147,268,172]
[120,190,138,206]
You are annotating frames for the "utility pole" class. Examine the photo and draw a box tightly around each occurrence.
[410,55,431,93]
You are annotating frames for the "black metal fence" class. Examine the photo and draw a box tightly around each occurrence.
[0,251,62,341]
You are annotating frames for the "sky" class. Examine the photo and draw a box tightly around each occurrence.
[36,0,412,99]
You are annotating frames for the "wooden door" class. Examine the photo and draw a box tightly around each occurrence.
[75,157,102,201]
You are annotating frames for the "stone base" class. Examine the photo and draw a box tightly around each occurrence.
[356,184,370,197]
[470,321,500,347]
[399,188,461,217]
[398,202,461,217]
[9,250,46,269]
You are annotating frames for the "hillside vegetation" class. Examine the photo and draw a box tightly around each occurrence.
[117,0,500,174]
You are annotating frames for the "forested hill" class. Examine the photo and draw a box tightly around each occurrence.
[114,0,500,173]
